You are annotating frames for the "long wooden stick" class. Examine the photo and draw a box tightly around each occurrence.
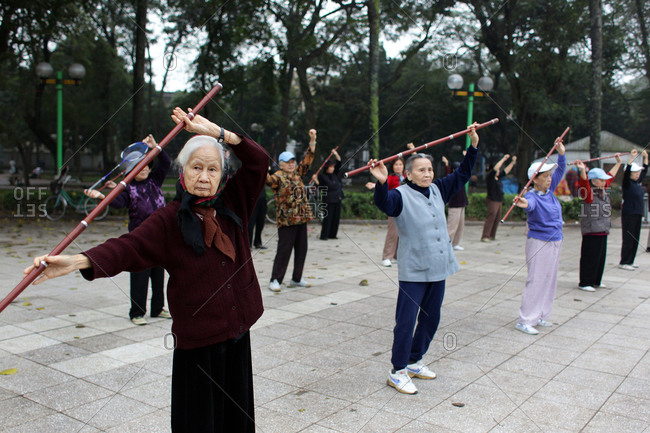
[1,84,223,314]
[501,127,570,223]
[343,119,499,178]
[567,152,629,165]
[309,146,340,185]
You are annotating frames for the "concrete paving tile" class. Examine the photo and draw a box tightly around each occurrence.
[305,360,386,402]
[0,357,71,394]
[600,392,650,422]
[533,379,614,410]
[21,342,92,365]
[253,322,312,340]
[4,413,103,433]
[581,411,650,433]
[50,353,127,377]
[317,402,412,433]
[0,396,56,430]
[63,394,157,431]
[25,378,114,411]
[252,351,288,373]
[417,399,501,433]
[67,332,137,353]
[254,406,314,433]
[358,385,445,418]
[279,315,337,331]
[254,338,321,362]
[447,345,513,370]
[597,329,650,350]
[84,316,135,333]
[256,359,335,388]
[14,317,74,333]
[517,343,582,366]
[518,395,596,431]
[490,414,575,433]
[0,325,31,341]
[571,343,646,376]
[396,420,462,433]
[40,324,105,342]
[467,335,528,356]
[299,424,341,433]
[432,357,487,383]
[0,333,60,354]
[296,348,366,372]
[56,309,114,324]
[99,342,170,364]
[84,363,167,392]
[474,367,549,402]
[134,353,173,377]
[262,389,350,423]
[121,376,171,408]
[498,355,566,380]
[253,376,298,406]
[553,365,624,393]
[113,322,174,342]
[105,410,171,433]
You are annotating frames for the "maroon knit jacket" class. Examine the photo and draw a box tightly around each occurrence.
[81,136,269,350]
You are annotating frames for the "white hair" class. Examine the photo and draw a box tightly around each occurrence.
[175,135,225,173]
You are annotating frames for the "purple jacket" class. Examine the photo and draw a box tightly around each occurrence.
[110,150,171,231]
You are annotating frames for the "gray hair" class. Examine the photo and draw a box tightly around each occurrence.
[175,135,226,173]
[405,153,434,173]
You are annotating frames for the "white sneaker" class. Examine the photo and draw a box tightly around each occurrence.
[131,316,147,326]
[406,361,437,379]
[269,279,281,292]
[537,319,553,327]
[381,259,392,267]
[515,322,539,335]
[597,283,607,288]
[288,279,311,288]
[387,369,418,394]
[631,264,639,268]
[578,285,596,292]
[619,264,635,271]
[453,245,464,251]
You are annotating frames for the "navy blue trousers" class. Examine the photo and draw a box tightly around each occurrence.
[391,280,446,370]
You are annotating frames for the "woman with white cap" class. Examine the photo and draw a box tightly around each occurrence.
[512,138,566,335]
[266,129,317,292]
[619,149,648,270]
[575,155,622,291]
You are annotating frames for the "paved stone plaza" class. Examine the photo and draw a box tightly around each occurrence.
[0,217,648,432]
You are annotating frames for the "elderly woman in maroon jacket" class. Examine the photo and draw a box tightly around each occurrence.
[24,108,269,433]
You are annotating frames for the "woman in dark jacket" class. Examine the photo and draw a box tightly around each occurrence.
[314,148,343,240]
[24,108,269,433]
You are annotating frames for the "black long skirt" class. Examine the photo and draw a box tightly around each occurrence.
[171,332,255,433]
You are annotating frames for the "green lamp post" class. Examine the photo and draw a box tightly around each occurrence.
[36,62,86,175]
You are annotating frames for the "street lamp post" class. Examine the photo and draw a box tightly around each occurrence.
[36,62,86,175]
[447,74,494,150]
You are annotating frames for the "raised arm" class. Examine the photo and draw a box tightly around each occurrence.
[504,156,517,175]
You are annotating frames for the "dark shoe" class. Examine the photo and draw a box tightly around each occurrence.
[254,244,267,249]
[329,237,338,239]
[320,237,328,241]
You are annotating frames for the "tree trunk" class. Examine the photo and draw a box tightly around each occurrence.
[589,0,603,164]
[131,0,147,142]
[634,0,650,82]
[368,0,380,158]
[277,60,294,152]
[296,62,316,129]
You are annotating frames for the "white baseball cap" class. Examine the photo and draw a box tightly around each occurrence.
[527,161,556,179]
[630,162,643,172]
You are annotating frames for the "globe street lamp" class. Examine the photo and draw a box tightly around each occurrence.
[447,74,494,150]
[36,62,86,174]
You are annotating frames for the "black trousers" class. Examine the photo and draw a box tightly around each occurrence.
[579,235,607,287]
[620,214,642,265]
[271,223,308,283]
[320,201,341,239]
[248,190,267,247]
[129,266,165,319]
[171,332,255,433]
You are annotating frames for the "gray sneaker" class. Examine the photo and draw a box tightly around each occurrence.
[288,279,311,288]
[515,322,539,335]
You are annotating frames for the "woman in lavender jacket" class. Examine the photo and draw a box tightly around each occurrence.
[513,138,566,335]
